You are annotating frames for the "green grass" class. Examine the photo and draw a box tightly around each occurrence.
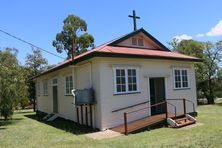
[1,105,222,148]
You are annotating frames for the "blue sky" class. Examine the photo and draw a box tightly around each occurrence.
[0,0,222,65]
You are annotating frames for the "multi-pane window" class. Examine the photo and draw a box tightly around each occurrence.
[52,79,58,85]
[138,38,144,46]
[174,69,189,89]
[132,38,137,45]
[131,37,144,46]
[182,70,188,88]
[116,69,126,93]
[43,80,48,96]
[128,69,137,91]
[65,75,73,95]
[174,70,181,88]
[114,67,139,94]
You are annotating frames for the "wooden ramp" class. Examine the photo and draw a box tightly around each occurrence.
[110,113,181,134]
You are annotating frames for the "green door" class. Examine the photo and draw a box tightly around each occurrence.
[53,85,58,113]
[150,78,166,115]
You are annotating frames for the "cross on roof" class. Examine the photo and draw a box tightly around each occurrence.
[128,10,140,31]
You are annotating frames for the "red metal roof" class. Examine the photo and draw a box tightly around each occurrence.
[33,29,200,79]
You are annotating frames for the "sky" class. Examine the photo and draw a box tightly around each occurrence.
[0,0,222,65]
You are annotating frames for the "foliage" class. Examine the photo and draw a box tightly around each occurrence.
[169,39,222,104]
[52,14,94,59]
[0,48,28,119]
[25,47,48,74]
[214,68,222,98]
[25,48,48,111]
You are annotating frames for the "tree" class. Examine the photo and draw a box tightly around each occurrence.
[52,14,94,59]
[0,48,28,119]
[201,41,222,103]
[25,48,48,111]
[169,39,222,104]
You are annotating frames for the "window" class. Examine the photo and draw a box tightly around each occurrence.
[52,78,57,85]
[131,37,144,46]
[65,75,73,95]
[174,69,189,89]
[132,38,137,45]
[37,82,40,96]
[114,67,139,94]
[138,38,144,46]
[128,69,137,91]
[43,80,48,96]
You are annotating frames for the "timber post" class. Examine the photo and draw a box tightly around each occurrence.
[183,98,186,115]
[165,101,168,119]
[124,112,128,135]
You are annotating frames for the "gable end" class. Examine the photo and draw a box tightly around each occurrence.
[108,28,171,52]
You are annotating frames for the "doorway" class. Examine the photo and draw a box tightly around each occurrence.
[52,79,58,113]
[149,77,166,115]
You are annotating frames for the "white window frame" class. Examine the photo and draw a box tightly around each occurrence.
[173,68,190,90]
[43,80,48,96]
[64,74,74,95]
[113,67,140,94]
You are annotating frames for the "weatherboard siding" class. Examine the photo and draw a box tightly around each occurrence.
[36,57,197,130]
[97,57,197,129]
[36,62,100,128]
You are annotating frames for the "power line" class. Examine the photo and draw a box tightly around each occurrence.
[0,29,65,59]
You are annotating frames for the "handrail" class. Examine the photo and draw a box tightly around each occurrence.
[123,101,177,135]
[166,102,177,118]
[126,101,166,114]
[185,99,195,113]
[166,98,195,114]
[112,101,150,113]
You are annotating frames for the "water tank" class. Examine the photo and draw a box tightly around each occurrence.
[75,88,95,105]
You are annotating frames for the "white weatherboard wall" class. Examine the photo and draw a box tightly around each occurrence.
[35,59,101,128]
[97,57,197,129]
[36,57,197,130]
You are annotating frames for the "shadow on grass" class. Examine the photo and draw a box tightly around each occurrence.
[0,118,23,129]
[0,127,6,130]
[216,103,222,106]
[25,114,97,135]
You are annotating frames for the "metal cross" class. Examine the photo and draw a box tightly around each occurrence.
[128,10,140,31]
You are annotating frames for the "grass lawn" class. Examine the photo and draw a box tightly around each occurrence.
[1,105,222,148]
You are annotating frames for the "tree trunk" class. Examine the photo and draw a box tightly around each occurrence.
[207,78,215,104]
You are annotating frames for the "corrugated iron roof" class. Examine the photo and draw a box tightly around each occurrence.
[32,28,201,79]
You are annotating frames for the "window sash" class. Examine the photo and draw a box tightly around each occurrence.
[174,69,189,89]
[132,38,137,45]
[43,81,48,96]
[114,67,139,94]
[65,75,73,95]
[138,38,144,46]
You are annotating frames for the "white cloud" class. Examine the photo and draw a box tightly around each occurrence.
[173,34,192,42]
[206,20,222,36]
[196,33,204,37]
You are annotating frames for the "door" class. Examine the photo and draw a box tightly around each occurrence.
[53,85,58,113]
[149,78,166,115]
